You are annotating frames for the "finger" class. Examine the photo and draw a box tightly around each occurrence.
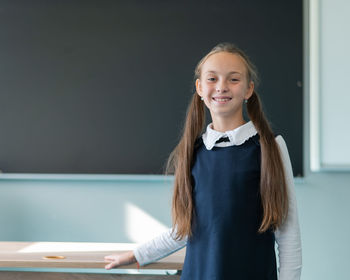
[105,261,119,270]
[104,255,116,261]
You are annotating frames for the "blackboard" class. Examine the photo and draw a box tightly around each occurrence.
[0,0,303,175]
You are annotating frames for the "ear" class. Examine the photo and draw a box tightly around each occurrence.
[245,81,254,99]
[195,79,202,98]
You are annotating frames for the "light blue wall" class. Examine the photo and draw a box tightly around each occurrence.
[0,176,173,242]
[1,173,350,279]
[296,173,350,280]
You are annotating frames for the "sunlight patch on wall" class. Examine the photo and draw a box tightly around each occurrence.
[125,202,168,243]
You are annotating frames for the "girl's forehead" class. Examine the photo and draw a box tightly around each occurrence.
[201,52,247,74]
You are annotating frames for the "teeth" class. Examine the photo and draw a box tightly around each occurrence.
[214,98,230,101]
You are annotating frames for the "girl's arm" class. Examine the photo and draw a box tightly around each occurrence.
[133,227,187,266]
[105,227,187,269]
[274,136,302,280]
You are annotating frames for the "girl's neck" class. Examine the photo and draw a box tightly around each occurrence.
[211,116,246,132]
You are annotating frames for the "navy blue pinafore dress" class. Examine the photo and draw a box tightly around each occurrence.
[181,135,277,280]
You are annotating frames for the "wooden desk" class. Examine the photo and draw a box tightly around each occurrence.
[0,242,185,279]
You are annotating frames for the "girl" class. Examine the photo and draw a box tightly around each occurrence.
[105,43,302,280]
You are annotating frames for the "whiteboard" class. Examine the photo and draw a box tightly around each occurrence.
[311,0,350,170]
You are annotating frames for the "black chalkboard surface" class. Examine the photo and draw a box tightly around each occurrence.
[0,0,303,175]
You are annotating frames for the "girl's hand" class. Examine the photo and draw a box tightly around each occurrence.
[104,251,137,270]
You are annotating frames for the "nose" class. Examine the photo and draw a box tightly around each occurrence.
[216,81,228,93]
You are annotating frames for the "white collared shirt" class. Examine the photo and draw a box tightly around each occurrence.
[202,121,257,150]
[133,122,302,280]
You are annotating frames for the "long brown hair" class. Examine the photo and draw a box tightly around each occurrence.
[167,42,288,240]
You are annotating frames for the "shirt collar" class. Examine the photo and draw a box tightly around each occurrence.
[202,121,258,150]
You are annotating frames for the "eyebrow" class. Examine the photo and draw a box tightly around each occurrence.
[205,70,242,75]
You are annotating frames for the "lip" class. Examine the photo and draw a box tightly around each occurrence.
[212,96,232,104]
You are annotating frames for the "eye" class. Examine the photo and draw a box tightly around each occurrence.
[230,78,239,82]
[207,77,216,82]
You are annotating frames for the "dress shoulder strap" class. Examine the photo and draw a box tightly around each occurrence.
[194,136,203,151]
[251,134,260,146]
[251,133,280,146]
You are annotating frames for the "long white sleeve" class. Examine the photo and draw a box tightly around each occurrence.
[275,136,302,280]
[133,227,187,266]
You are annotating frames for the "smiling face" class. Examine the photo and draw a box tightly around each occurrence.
[196,52,254,124]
